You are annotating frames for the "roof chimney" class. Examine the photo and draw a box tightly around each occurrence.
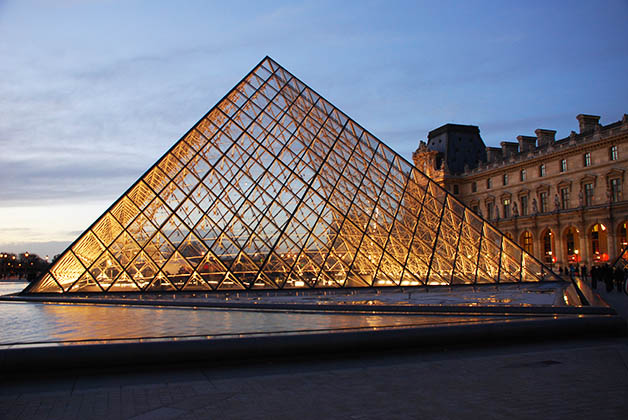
[517,135,536,152]
[576,114,600,134]
[500,141,519,158]
[535,129,556,148]
[486,146,502,163]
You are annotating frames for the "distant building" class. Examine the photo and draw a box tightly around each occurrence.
[414,113,628,268]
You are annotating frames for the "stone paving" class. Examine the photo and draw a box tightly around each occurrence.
[1,336,628,420]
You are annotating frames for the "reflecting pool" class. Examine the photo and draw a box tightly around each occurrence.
[0,282,519,347]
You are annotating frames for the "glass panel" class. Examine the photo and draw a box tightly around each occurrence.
[72,231,106,269]
[50,252,86,291]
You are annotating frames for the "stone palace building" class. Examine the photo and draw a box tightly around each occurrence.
[413,113,628,269]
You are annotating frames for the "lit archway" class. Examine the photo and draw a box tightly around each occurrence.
[520,231,533,255]
[618,221,628,252]
[590,223,609,263]
[541,228,555,265]
[563,226,580,264]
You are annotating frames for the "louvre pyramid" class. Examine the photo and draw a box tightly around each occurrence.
[27,57,558,294]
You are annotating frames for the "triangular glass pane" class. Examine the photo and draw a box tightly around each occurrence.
[145,272,177,291]
[108,271,141,292]
[110,196,140,228]
[69,271,102,292]
[72,231,106,269]
[88,251,123,291]
[198,251,229,290]
[182,272,212,291]
[50,252,86,292]
[162,251,194,289]
[127,251,160,290]
[217,273,246,290]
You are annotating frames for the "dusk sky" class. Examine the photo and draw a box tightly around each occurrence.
[1,0,627,257]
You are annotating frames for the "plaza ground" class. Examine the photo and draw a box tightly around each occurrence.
[1,280,627,419]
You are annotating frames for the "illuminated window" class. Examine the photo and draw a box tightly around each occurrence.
[542,229,554,264]
[619,222,628,250]
[486,178,492,189]
[521,231,533,254]
[503,173,508,186]
[564,227,579,262]
[520,169,526,182]
[539,164,546,177]
[560,159,567,172]
[591,224,608,260]
[503,198,510,218]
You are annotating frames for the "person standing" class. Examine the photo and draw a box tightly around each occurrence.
[615,267,625,294]
[591,265,598,289]
[604,264,613,292]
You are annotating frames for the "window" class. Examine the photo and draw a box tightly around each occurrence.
[584,183,594,206]
[521,196,528,216]
[565,227,577,257]
[520,169,526,182]
[503,198,510,218]
[539,164,546,177]
[610,178,622,202]
[521,231,533,254]
[471,181,477,193]
[584,152,591,167]
[486,178,492,189]
[610,145,618,161]
[591,224,608,256]
[471,205,478,214]
[487,202,494,220]
[453,184,459,195]
[540,192,548,212]
[503,173,508,186]
[560,187,570,210]
[560,159,567,172]
[542,230,554,263]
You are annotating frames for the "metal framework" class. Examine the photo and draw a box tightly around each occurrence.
[27,57,558,294]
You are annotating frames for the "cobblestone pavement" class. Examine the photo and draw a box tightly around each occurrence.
[1,336,628,420]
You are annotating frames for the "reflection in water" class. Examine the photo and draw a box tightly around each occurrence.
[0,300,502,346]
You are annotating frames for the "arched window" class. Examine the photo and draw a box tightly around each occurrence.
[563,227,580,263]
[520,231,533,254]
[618,222,628,251]
[590,224,609,262]
[541,229,555,264]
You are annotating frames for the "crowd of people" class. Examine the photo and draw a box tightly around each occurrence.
[557,264,628,294]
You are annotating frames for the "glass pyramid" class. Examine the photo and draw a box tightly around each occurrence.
[26,57,558,294]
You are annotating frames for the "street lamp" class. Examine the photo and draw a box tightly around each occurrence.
[548,250,554,273]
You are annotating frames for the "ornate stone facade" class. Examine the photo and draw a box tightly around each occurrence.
[414,113,628,269]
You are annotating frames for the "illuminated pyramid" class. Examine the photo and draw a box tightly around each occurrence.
[27,57,557,293]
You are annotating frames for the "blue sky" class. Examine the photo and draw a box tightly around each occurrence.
[1,0,627,257]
